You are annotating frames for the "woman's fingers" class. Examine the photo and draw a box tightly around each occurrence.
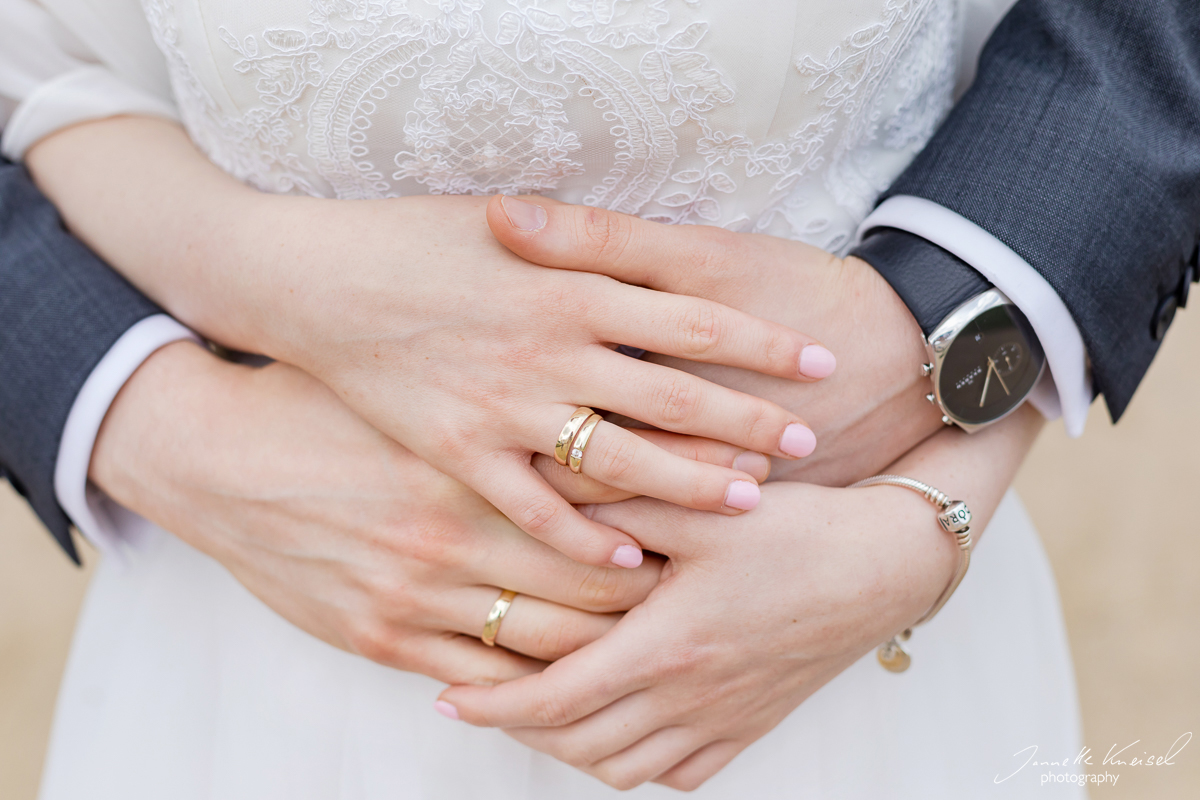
[438,625,652,729]
[504,690,662,769]
[592,286,836,382]
[467,455,646,568]
[584,727,712,791]
[583,352,817,459]
[652,739,746,792]
[537,419,763,514]
[439,587,622,662]
[535,430,771,505]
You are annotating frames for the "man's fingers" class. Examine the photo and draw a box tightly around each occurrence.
[468,456,646,568]
[470,520,663,614]
[440,587,621,662]
[536,430,770,503]
[388,632,546,687]
[489,195,759,295]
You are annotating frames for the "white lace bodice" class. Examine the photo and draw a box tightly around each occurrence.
[140,0,957,252]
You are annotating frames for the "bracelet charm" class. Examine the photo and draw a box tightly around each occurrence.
[848,474,975,673]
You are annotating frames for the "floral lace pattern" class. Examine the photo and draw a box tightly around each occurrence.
[140,0,957,252]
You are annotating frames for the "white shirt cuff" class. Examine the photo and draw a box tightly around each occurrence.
[856,196,1092,438]
[54,314,201,556]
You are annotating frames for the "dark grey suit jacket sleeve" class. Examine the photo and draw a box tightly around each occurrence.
[853,0,1200,421]
[0,158,162,563]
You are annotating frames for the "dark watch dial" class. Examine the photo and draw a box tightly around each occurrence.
[937,304,1045,426]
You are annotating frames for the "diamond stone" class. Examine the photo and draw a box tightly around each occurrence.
[570,448,583,459]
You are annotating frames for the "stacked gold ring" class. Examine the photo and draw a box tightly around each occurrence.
[555,406,604,474]
[481,589,518,647]
[554,407,595,466]
[566,414,603,474]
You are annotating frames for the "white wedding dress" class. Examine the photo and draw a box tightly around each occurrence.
[4,0,1086,797]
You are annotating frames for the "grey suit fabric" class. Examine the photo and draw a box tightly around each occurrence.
[858,0,1200,421]
[0,158,160,563]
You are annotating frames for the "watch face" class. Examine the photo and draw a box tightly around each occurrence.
[937,304,1045,426]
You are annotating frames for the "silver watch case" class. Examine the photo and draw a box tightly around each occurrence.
[924,288,1045,434]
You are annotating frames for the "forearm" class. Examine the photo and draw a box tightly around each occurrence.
[25,116,285,354]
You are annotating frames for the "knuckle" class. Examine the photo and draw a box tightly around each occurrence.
[651,642,704,682]
[581,206,632,264]
[347,622,398,666]
[592,434,639,483]
[574,565,627,611]
[739,399,778,450]
[531,690,577,727]
[514,494,562,535]
[594,764,645,792]
[651,374,701,427]
[672,303,723,357]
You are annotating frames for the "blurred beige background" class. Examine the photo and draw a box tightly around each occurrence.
[2,313,1198,798]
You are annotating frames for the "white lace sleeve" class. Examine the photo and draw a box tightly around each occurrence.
[0,0,178,160]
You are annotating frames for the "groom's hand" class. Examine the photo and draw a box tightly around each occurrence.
[487,197,944,485]
[87,342,768,683]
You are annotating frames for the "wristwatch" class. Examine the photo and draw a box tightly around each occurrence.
[852,228,1046,433]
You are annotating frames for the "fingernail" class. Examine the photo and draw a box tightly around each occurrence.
[724,480,761,511]
[610,545,644,569]
[434,700,459,720]
[732,451,771,481]
[779,423,817,458]
[798,345,837,379]
[500,196,547,231]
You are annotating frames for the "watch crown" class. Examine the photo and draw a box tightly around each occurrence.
[925,393,937,404]
[941,415,954,426]
[921,362,934,377]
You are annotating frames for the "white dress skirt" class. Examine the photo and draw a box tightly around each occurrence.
[1,0,1086,796]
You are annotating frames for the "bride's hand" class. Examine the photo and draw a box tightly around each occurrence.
[435,406,1044,790]
[487,199,945,485]
[90,341,763,684]
[28,116,833,569]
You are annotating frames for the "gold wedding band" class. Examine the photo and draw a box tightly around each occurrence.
[555,407,595,466]
[480,589,518,647]
[567,414,603,474]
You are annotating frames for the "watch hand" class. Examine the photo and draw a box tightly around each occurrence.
[979,360,994,408]
[990,356,1012,396]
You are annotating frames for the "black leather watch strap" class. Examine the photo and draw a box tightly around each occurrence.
[850,228,993,337]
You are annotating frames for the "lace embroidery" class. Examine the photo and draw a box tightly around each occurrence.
[139,0,957,251]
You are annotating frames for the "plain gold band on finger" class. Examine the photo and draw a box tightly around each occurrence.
[567,414,603,474]
[480,589,518,647]
[555,407,595,466]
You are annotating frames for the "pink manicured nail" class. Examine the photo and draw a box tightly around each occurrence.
[434,701,459,720]
[732,451,771,480]
[724,480,761,511]
[798,345,837,379]
[611,545,644,569]
[500,196,547,231]
[779,423,817,458]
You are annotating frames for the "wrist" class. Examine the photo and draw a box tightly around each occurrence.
[89,340,241,515]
